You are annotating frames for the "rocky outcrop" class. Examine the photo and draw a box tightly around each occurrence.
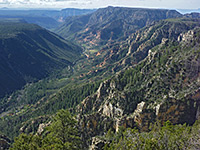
[37,121,51,135]
[77,112,114,148]
[76,26,200,148]
[130,96,200,131]
[126,18,200,58]
[20,116,50,134]
[178,29,195,42]
[89,137,107,150]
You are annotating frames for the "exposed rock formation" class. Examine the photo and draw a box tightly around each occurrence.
[56,6,182,49]
[37,122,51,135]
[89,137,107,150]
[76,26,200,148]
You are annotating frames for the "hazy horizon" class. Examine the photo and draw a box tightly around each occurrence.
[0,0,199,10]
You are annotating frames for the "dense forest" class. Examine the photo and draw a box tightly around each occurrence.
[0,6,199,150]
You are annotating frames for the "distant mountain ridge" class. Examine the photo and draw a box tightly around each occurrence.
[0,8,96,29]
[184,12,200,18]
[58,8,96,21]
[0,15,59,29]
[178,8,200,14]
[0,22,82,97]
[56,6,182,49]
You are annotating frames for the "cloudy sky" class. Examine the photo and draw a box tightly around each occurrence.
[0,0,199,9]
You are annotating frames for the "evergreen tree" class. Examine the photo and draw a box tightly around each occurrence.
[42,109,81,150]
[10,133,42,150]
[10,109,82,150]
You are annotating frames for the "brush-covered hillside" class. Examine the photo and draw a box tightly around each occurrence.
[0,21,82,97]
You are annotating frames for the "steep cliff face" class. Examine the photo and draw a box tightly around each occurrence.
[71,18,200,95]
[56,6,182,49]
[76,25,200,146]
[104,18,200,68]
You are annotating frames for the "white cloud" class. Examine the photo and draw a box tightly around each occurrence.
[0,0,199,9]
[0,0,78,8]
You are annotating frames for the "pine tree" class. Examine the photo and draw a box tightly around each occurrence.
[11,109,82,150]
[42,109,81,150]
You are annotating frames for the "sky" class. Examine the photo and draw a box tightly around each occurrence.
[0,0,199,10]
